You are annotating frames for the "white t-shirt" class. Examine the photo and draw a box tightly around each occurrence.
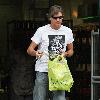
[31,24,74,72]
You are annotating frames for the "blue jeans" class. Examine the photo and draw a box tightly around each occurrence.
[33,72,66,100]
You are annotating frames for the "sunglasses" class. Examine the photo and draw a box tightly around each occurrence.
[52,16,63,20]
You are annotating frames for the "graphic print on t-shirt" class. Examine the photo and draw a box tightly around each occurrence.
[48,35,65,60]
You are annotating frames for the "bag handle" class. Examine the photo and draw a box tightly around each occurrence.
[54,55,64,62]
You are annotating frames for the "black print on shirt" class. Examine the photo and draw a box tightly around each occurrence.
[48,35,65,60]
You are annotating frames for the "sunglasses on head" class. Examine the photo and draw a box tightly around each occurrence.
[52,16,63,20]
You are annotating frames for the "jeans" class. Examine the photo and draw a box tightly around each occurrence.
[33,72,66,100]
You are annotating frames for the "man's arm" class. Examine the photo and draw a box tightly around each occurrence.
[27,41,43,58]
[27,41,37,56]
[63,43,74,57]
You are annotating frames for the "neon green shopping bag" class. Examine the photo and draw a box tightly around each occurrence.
[48,55,74,92]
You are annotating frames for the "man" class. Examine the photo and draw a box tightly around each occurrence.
[27,5,74,100]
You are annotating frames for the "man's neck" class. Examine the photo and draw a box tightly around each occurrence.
[50,24,61,30]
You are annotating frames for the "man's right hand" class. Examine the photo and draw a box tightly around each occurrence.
[36,51,43,59]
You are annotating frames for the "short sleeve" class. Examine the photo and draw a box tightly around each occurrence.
[67,29,74,44]
[31,28,42,45]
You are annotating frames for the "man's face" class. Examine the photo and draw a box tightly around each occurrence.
[50,12,63,30]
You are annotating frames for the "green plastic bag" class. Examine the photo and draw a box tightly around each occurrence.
[48,55,74,92]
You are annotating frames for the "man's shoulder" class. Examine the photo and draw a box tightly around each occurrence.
[38,24,49,30]
[61,25,72,31]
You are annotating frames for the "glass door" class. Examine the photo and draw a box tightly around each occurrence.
[91,29,100,100]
